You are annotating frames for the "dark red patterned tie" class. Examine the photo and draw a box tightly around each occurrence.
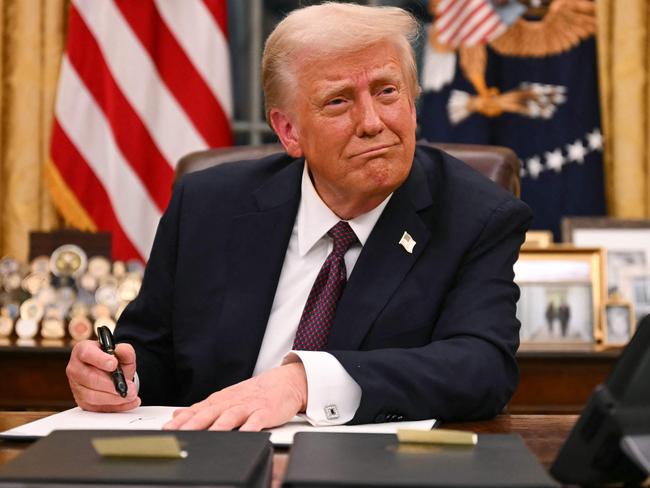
[292,221,358,350]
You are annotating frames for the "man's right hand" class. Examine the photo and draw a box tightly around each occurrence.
[66,340,140,412]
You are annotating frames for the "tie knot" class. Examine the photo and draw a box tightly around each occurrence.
[328,221,358,256]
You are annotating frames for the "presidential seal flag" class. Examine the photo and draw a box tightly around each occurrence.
[420,0,605,237]
[47,0,233,261]
[433,0,526,48]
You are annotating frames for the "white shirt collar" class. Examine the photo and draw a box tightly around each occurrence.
[297,162,392,257]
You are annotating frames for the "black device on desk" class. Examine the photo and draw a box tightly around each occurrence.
[284,432,557,487]
[0,430,272,487]
[551,314,650,486]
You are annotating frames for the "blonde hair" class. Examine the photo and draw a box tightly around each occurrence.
[262,2,421,124]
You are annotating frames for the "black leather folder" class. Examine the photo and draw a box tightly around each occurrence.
[0,430,272,487]
[283,432,558,487]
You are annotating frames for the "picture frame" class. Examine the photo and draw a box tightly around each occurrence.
[618,266,650,324]
[561,217,650,322]
[514,247,605,345]
[603,293,635,347]
[522,230,554,249]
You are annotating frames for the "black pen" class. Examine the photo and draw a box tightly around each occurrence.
[97,326,128,398]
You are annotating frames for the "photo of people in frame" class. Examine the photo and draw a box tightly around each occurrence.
[607,250,645,296]
[518,284,594,343]
[514,252,602,345]
[619,267,650,323]
[604,303,633,346]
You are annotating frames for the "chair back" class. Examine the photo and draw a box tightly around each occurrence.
[175,142,521,197]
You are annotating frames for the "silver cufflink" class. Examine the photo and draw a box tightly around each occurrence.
[324,404,340,420]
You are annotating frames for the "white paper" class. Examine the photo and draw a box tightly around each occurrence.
[1,406,436,446]
[266,417,436,446]
[0,407,174,438]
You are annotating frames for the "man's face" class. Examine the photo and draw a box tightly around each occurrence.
[270,41,417,218]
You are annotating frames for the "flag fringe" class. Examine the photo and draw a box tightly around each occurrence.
[45,160,98,232]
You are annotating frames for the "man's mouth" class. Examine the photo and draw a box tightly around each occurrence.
[352,143,396,158]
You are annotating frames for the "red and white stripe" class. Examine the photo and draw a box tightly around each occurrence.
[435,0,507,47]
[50,0,232,261]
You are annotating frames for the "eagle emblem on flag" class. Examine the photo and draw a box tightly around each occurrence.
[424,0,597,124]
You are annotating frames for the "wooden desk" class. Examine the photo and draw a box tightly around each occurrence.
[0,340,75,410]
[0,337,621,413]
[513,344,621,414]
[0,411,577,487]
[444,414,577,470]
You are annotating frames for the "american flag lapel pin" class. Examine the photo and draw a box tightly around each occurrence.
[399,231,416,254]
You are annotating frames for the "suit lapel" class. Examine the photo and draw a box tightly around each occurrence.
[327,157,434,350]
[219,159,303,378]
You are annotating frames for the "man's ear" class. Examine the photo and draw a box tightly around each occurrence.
[269,108,303,158]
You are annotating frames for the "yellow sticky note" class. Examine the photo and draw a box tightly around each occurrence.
[397,428,478,446]
[92,435,188,458]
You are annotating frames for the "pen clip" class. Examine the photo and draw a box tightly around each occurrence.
[97,325,115,353]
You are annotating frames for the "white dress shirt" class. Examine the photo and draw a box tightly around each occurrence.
[252,163,391,425]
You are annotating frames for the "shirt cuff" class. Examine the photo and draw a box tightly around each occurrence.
[283,351,362,426]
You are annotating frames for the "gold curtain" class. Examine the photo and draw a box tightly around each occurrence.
[597,0,650,217]
[0,0,68,261]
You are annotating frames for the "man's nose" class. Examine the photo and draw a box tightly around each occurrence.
[355,94,384,138]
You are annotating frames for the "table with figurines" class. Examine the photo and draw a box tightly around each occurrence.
[0,245,143,344]
[0,245,143,409]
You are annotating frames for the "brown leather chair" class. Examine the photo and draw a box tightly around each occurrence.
[175,141,521,197]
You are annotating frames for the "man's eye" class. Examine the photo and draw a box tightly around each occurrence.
[327,98,345,106]
[381,86,397,95]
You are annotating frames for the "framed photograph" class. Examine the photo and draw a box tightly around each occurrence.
[618,266,650,324]
[514,248,605,344]
[604,294,635,346]
[562,217,650,322]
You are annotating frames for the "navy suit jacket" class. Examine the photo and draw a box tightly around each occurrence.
[114,145,532,423]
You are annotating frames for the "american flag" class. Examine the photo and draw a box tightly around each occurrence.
[434,0,511,47]
[47,0,232,261]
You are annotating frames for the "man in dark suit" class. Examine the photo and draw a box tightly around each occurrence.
[66,2,531,429]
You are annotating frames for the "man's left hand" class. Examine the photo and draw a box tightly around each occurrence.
[162,362,307,431]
